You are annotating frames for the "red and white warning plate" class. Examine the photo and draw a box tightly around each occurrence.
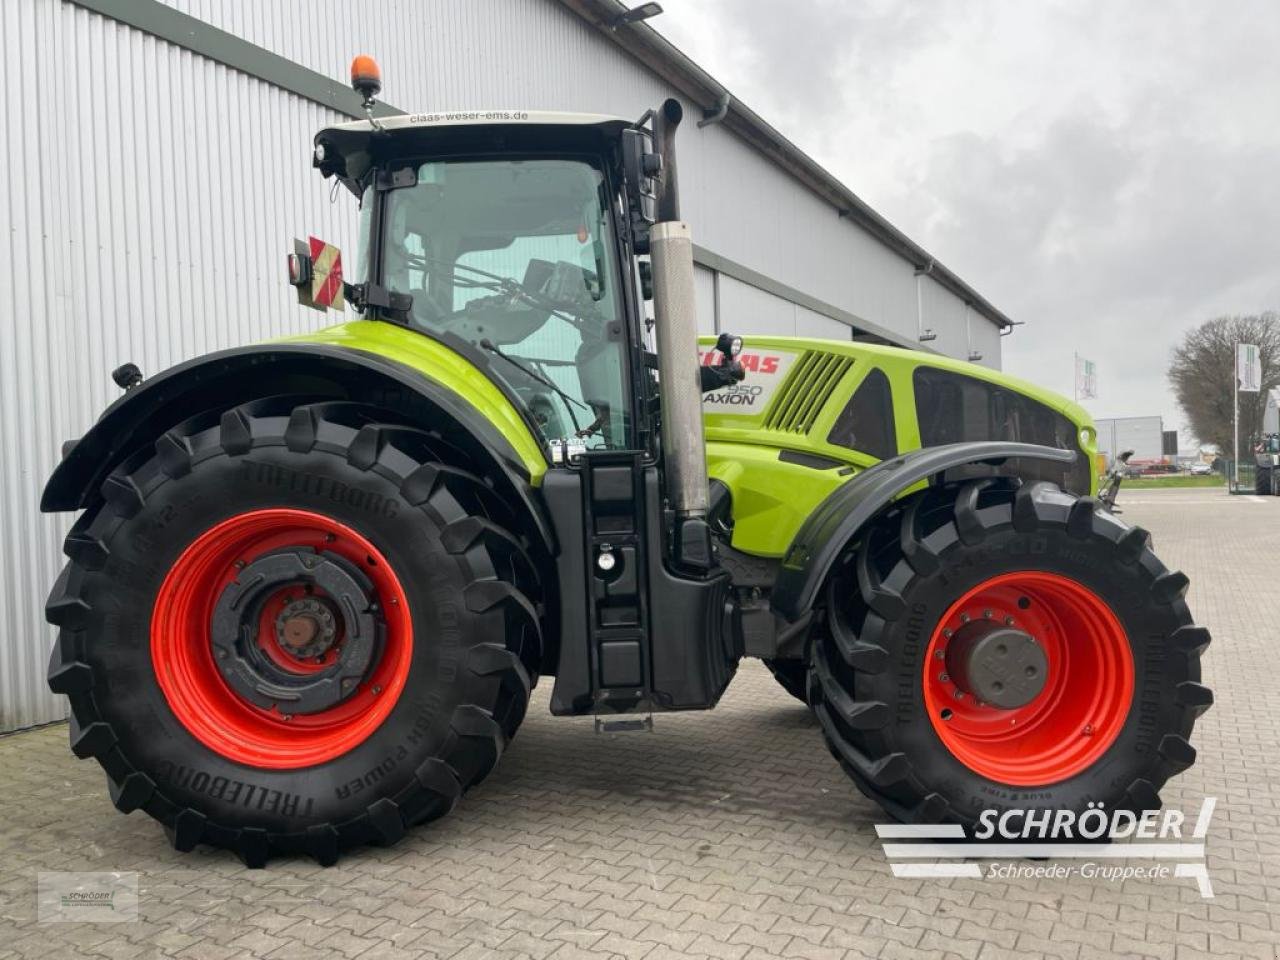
[308,236,344,310]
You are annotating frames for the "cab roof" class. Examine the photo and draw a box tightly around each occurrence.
[314,111,633,193]
[319,111,630,136]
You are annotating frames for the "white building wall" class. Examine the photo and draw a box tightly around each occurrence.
[968,310,1004,368]
[1,0,356,730]
[1,0,1009,730]
[796,306,852,341]
[693,264,717,337]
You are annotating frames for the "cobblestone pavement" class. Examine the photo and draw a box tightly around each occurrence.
[1,487,1277,959]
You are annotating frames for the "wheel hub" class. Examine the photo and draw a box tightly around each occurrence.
[945,621,1047,709]
[209,548,381,715]
[276,597,340,660]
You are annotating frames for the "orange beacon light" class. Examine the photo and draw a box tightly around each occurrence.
[350,55,382,106]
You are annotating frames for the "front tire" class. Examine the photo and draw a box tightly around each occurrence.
[809,479,1212,827]
[46,399,541,865]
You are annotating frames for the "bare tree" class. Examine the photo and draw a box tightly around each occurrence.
[1168,313,1280,456]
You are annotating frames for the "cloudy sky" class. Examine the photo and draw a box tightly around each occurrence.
[653,0,1280,441]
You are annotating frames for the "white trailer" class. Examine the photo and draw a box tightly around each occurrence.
[1095,416,1164,466]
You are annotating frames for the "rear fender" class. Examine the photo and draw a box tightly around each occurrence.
[42,343,556,555]
[770,441,1076,621]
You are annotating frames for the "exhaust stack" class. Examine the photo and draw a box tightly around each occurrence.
[649,99,712,567]
[651,219,708,521]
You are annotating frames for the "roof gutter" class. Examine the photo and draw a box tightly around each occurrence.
[555,0,1015,331]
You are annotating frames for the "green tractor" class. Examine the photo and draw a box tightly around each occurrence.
[42,60,1211,866]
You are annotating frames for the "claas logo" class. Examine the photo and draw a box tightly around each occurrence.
[698,351,783,374]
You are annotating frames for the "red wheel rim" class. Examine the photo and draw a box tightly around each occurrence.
[922,572,1133,786]
[151,508,412,768]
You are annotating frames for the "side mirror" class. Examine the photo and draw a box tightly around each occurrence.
[621,128,660,252]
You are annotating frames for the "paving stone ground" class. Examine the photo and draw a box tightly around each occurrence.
[1,486,1277,959]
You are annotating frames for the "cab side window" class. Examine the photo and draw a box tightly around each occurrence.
[827,367,897,460]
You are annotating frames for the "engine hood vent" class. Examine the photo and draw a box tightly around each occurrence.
[763,351,854,434]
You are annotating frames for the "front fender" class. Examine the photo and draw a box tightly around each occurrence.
[769,442,1076,621]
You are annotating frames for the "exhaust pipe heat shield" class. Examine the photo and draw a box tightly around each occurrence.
[650,220,708,520]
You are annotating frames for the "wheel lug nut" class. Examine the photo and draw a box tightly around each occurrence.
[943,628,953,639]
[953,690,965,700]
[959,613,970,624]
[939,672,950,683]
[983,609,992,619]
[1004,616,1014,626]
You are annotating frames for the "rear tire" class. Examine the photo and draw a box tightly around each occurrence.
[809,479,1211,828]
[46,399,541,866]
[1256,467,1273,495]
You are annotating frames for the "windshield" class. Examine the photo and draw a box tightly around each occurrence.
[380,158,629,450]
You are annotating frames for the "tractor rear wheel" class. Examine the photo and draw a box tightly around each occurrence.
[46,399,541,866]
[809,479,1211,828]
[763,659,810,705]
[1256,467,1273,495]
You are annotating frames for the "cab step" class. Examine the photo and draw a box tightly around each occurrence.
[594,715,653,734]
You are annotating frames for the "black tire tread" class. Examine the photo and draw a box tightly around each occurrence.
[45,398,543,866]
[810,480,1211,826]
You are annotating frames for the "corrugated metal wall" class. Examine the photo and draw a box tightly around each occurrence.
[1,0,356,729]
[0,0,59,732]
[2,0,1004,731]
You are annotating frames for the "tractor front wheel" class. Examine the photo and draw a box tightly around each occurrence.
[46,399,541,866]
[809,479,1212,828]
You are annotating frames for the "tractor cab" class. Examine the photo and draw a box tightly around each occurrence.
[314,112,644,456]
